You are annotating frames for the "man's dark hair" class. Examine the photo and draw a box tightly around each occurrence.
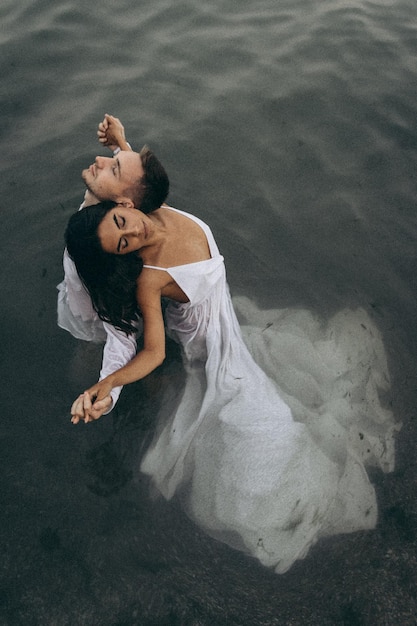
[123,145,169,213]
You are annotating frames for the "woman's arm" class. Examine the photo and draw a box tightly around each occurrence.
[71,277,166,424]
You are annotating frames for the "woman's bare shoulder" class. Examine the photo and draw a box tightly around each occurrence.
[137,266,170,288]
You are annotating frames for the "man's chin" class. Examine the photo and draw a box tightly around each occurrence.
[82,174,96,196]
[83,185,105,205]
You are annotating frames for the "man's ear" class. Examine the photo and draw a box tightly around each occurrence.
[115,198,135,209]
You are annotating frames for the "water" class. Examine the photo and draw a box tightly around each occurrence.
[1,0,417,623]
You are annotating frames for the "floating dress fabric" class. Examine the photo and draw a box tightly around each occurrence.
[140,208,399,574]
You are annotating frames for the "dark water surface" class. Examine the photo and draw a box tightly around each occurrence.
[1,0,417,624]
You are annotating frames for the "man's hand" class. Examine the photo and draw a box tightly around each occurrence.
[70,379,114,424]
[97,114,131,152]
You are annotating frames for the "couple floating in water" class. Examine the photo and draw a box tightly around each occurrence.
[58,115,399,573]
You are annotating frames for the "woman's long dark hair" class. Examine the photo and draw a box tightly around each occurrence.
[65,201,143,334]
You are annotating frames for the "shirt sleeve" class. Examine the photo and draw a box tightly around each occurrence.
[100,322,138,413]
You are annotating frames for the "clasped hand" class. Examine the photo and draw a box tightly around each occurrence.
[70,380,113,424]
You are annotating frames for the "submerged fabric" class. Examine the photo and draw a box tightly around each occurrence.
[139,208,399,573]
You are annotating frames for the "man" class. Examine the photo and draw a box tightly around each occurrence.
[58,114,169,422]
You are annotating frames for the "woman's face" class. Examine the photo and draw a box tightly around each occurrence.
[98,206,150,255]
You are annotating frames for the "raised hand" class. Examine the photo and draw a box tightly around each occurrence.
[97,113,131,152]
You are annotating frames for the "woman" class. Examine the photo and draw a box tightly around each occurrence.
[65,200,398,573]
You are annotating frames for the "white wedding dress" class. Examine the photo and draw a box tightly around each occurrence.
[139,208,399,573]
[58,206,399,573]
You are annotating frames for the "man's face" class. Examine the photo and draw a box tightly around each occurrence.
[81,151,144,202]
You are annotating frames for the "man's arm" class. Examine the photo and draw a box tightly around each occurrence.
[100,320,140,408]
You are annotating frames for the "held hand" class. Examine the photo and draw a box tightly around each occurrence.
[70,380,113,424]
[97,114,131,152]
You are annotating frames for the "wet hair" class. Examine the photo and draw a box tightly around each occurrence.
[122,145,169,213]
[65,201,143,334]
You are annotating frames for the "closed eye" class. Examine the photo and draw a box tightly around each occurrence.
[113,214,126,229]
[112,158,120,177]
[117,234,128,253]
[113,213,128,253]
